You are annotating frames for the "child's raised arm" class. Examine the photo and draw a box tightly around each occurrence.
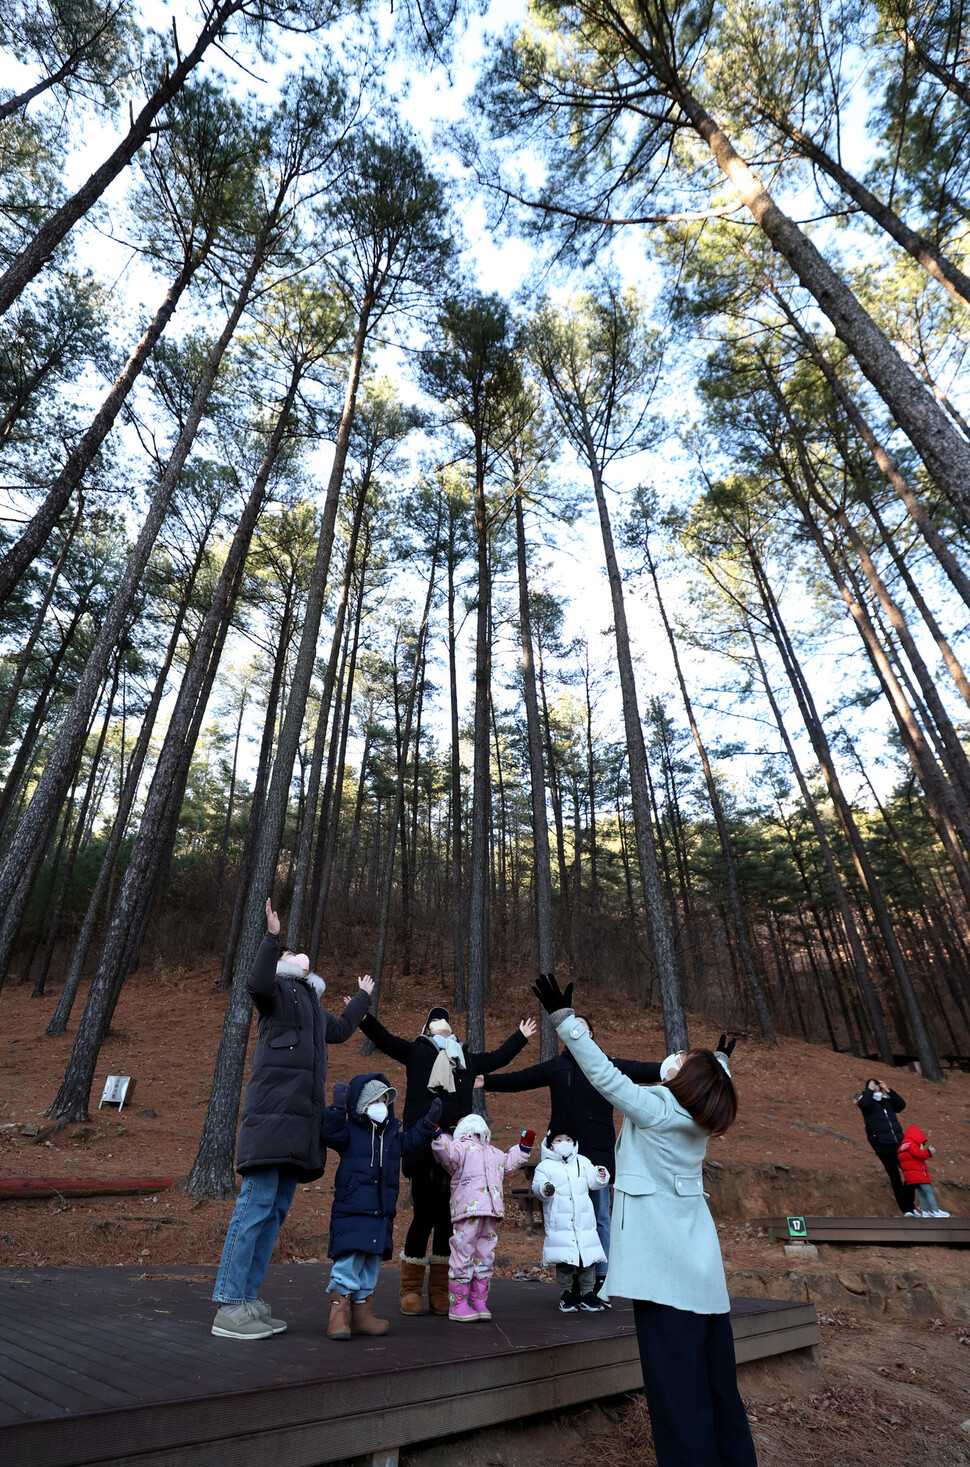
[504,1128,535,1175]
[432,1131,462,1173]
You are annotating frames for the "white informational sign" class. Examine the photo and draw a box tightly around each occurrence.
[99,1074,132,1111]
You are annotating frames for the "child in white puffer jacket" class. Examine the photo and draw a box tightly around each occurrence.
[532,1130,610,1312]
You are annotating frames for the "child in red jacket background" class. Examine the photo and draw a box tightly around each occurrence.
[897,1125,949,1217]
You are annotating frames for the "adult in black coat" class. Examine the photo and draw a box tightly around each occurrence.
[856,1076,915,1214]
[358,1002,536,1314]
[485,1014,661,1292]
[211,900,374,1340]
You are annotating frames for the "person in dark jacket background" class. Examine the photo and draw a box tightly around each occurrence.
[359,1003,536,1316]
[485,1015,660,1299]
[211,899,374,1340]
[856,1076,915,1215]
[322,1072,441,1339]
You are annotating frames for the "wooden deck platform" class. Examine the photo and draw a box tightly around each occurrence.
[1,1265,820,1467]
[757,1215,970,1245]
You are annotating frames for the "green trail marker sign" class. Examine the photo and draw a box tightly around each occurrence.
[787,1216,808,1240]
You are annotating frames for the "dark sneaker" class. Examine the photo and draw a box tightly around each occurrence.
[211,1302,273,1339]
[558,1288,580,1312]
[593,1278,611,1308]
[579,1292,607,1311]
[252,1297,287,1333]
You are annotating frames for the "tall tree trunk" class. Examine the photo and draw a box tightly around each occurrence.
[47,375,297,1121]
[0,235,270,981]
[446,530,466,1012]
[0,257,206,606]
[770,289,970,614]
[310,556,366,960]
[188,282,378,1200]
[514,488,557,1059]
[645,545,775,1040]
[466,452,492,1055]
[363,542,439,1047]
[666,72,970,526]
[583,434,686,1049]
[31,656,120,997]
[45,567,201,1036]
[747,551,941,1080]
[767,117,970,308]
[287,472,372,950]
[0,0,242,318]
[746,619,894,1060]
[0,496,84,744]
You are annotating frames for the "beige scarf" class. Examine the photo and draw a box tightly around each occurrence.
[427,1034,466,1094]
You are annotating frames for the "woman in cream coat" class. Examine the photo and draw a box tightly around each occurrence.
[534,975,757,1467]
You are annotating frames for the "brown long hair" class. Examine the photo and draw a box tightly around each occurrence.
[665,1050,738,1136]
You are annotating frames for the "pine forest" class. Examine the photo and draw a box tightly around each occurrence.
[2,0,970,1194]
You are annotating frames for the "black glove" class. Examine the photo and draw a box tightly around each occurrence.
[716,1034,737,1058]
[332,1081,349,1109]
[426,1096,442,1126]
[532,973,573,1015]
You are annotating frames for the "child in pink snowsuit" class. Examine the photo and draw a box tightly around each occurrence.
[432,1114,534,1321]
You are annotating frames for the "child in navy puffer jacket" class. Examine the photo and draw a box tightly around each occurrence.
[322,1073,440,1340]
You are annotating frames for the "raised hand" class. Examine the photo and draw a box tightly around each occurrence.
[520,1128,536,1150]
[427,1097,443,1126]
[265,897,280,936]
[332,1081,348,1109]
[531,973,573,1015]
[716,1033,737,1058]
[357,974,375,996]
[519,1017,537,1039]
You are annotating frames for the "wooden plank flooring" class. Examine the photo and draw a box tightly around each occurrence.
[756,1215,970,1244]
[2,1265,820,1467]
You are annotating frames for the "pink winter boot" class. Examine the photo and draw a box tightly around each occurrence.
[448,1277,476,1321]
[470,1277,491,1320]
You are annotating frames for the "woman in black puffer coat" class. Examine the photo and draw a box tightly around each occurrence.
[358,1003,535,1315]
[856,1076,915,1214]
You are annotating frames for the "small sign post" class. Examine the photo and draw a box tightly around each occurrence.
[786,1215,808,1241]
[99,1075,133,1112]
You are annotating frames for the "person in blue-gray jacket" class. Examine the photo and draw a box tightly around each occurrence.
[533,973,756,1467]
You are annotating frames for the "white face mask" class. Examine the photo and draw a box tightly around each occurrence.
[872,1091,884,1102]
[660,1051,687,1083]
[552,1140,577,1159]
[365,1102,388,1124]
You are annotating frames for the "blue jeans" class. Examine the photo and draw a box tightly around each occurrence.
[328,1250,382,1301]
[212,1166,297,1305]
[915,1182,939,1213]
[592,1183,611,1278]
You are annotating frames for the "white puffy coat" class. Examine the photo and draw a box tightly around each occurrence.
[532,1142,609,1268]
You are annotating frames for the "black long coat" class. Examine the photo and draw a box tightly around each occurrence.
[358,1012,528,1135]
[236,933,371,1181]
[485,1050,661,1177]
[857,1087,907,1151]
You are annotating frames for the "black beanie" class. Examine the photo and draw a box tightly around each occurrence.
[427,1005,450,1024]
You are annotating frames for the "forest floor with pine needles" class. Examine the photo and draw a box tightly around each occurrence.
[2,956,970,1463]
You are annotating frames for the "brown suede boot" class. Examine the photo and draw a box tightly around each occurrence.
[351,1295,389,1336]
[327,1291,351,1340]
[400,1254,427,1315]
[428,1257,451,1316]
